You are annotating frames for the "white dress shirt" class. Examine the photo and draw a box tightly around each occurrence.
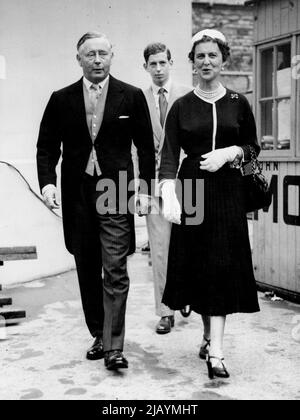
[83,75,109,94]
[151,79,172,119]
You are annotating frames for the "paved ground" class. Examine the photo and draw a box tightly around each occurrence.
[0,222,300,400]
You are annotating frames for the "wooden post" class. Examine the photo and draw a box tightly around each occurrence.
[0,246,37,325]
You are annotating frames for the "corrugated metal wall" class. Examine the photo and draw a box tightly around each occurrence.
[254,0,300,42]
[251,0,300,300]
[253,163,300,298]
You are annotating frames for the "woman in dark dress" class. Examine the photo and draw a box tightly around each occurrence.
[159,29,260,379]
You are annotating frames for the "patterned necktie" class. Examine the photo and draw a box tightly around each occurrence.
[90,84,101,109]
[85,84,102,177]
[158,87,168,127]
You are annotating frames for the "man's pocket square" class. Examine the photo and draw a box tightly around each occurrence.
[119,115,130,119]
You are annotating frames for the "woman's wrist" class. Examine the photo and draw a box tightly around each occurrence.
[229,146,244,168]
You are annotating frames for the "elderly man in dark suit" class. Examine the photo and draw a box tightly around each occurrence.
[36,32,155,370]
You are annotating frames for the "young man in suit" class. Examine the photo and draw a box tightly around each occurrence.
[143,43,191,334]
[36,32,155,370]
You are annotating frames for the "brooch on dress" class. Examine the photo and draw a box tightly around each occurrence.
[231,93,239,99]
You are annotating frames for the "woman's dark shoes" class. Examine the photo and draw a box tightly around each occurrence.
[105,350,129,371]
[199,336,211,360]
[156,316,175,334]
[86,337,104,360]
[206,356,230,380]
[180,306,192,318]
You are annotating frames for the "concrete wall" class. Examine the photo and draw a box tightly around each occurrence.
[0,0,192,285]
[0,163,75,285]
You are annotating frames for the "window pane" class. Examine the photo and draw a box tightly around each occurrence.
[277,43,291,97]
[277,98,291,150]
[261,48,273,98]
[261,101,275,150]
[277,44,291,70]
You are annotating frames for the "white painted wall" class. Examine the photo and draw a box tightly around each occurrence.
[0,0,192,285]
[0,163,75,285]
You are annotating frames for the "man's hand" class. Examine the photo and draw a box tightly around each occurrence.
[161,181,181,225]
[200,146,242,173]
[136,194,152,216]
[42,185,60,210]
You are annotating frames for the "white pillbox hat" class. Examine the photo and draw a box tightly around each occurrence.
[191,29,227,47]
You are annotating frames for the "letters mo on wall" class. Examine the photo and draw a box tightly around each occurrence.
[254,162,300,227]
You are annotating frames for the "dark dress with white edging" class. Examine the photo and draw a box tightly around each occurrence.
[159,89,260,315]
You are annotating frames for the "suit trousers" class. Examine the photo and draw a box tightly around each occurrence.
[73,176,131,352]
[146,197,174,318]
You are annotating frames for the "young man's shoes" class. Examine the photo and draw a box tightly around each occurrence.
[141,242,151,253]
[156,316,175,335]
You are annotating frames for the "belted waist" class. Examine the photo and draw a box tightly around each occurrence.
[180,154,237,178]
[184,154,204,162]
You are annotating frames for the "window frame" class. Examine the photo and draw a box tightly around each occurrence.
[297,35,300,159]
[256,36,297,159]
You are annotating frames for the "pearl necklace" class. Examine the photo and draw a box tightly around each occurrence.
[195,83,225,101]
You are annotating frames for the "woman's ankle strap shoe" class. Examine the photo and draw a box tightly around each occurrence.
[206,356,230,379]
[199,336,211,360]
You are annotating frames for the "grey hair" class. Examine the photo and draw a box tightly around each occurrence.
[77,32,112,51]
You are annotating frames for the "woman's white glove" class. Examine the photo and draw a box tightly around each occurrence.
[200,146,242,173]
[161,181,181,225]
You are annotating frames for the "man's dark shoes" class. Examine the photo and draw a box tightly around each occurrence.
[156,316,175,335]
[105,350,129,370]
[86,337,104,360]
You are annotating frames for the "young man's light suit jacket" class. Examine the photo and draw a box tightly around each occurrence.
[143,83,192,196]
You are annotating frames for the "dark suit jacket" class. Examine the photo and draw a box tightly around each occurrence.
[37,75,155,255]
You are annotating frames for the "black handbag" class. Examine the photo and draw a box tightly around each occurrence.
[241,145,272,213]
